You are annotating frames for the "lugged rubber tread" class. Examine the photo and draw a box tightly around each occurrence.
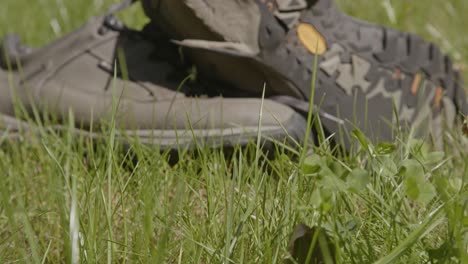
[234,0,468,147]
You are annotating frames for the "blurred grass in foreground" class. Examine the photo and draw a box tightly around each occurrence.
[0,0,467,263]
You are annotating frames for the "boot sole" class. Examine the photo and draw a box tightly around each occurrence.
[0,110,307,150]
[260,0,467,145]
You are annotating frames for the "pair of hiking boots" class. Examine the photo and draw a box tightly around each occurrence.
[1,0,467,150]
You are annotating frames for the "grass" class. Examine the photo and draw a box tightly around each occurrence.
[1,0,467,263]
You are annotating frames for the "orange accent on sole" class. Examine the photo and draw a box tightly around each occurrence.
[434,87,444,108]
[297,23,327,55]
[411,73,422,95]
[393,68,402,80]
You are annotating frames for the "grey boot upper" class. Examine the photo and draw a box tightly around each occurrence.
[0,14,307,148]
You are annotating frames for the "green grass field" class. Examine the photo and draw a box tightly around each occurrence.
[1,0,467,263]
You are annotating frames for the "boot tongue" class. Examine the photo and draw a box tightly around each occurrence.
[185,0,262,54]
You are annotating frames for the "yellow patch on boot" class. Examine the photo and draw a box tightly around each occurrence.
[297,23,327,55]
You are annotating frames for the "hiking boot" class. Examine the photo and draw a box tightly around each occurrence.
[143,0,468,147]
[0,13,307,149]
